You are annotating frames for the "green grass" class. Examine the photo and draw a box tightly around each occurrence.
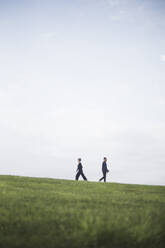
[0,175,165,248]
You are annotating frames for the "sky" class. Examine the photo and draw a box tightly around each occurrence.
[0,0,165,185]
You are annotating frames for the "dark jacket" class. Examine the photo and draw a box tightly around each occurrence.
[102,161,108,173]
[77,163,83,172]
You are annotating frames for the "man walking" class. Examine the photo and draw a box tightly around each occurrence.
[99,157,109,182]
[75,158,87,181]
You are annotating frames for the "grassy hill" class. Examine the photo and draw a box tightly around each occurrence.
[0,175,165,248]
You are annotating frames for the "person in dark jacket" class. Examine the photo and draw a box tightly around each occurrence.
[75,158,87,181]
[99,157,109,182]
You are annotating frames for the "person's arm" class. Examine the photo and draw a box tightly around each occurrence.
[102,162,104,170]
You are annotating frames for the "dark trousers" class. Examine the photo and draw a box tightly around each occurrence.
[99,171,107,182]
[75,171,87,181]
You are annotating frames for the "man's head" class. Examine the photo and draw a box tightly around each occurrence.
[104,157,107,162]
[78,158,81,163]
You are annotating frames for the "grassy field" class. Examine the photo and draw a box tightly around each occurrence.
[0,175,165,248]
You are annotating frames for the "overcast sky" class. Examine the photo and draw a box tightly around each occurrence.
[0,0,165,185]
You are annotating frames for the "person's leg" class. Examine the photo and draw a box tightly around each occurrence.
[75,171,80,180]
[104,172,106,182]
[99,176,104,181]
[81,172,87,181]
[99,172,105,182]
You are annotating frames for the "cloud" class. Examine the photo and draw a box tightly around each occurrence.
[40,32,57,42]
[106,0,119,7]
[161,55,165,62]
[110,10,125,21]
